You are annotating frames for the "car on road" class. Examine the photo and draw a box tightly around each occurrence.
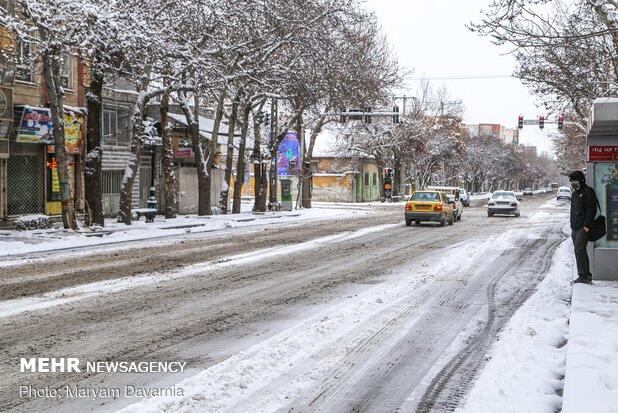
[458,188,470,207]
[487,191,521,217]
[556,186,572,201]
[446,195,463,221]
[523,187,534,196]
[405,191,455,227]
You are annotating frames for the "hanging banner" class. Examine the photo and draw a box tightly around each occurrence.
[277,131,300,177]
[63,112,84,154]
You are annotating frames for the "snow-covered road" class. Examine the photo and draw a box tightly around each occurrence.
[0,195,569,413]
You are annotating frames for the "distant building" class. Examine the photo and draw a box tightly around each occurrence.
[465,123,518,145]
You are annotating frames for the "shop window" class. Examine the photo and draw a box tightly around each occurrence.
[15,40,33,83]
[102,170,122,194]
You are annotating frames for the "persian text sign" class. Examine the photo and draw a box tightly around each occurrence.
[588,145,618,162]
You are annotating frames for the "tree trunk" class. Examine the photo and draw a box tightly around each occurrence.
[202,90,226,215]
[232,104,251,213]
[41,46,77,229]
[252,104,267,212]
[85,67,104,226]
[186,93,209,215]
[160,89,177,219]
[220,100,238,214]
[301,113,327,209]
[118,90,148,225]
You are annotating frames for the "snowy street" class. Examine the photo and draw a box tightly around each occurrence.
[0,194,574,412]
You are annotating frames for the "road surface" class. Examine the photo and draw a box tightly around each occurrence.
[0,195,569,412]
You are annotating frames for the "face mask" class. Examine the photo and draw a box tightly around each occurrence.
[571,181,580,191]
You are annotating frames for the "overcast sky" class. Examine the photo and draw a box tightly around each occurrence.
[366,0,556,156]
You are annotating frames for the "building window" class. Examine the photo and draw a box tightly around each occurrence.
[15,40,33,83]
[102,106,131,146]
[60,53,72,89]
[372,172,377,186]
[102,170,123,194]
[364,172,369,187]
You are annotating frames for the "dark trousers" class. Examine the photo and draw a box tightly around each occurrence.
[571,228,591,277]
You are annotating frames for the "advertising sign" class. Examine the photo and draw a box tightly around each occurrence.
[588,145,618,162]
[277,131,300,177]
[594,162,618,245]
[16,106,53,143]
[16,107,84,154]
[63,112,84,155]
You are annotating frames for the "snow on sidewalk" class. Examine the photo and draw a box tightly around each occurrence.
[0,206,372,259]
[458,231,574,413]
[561,281,618,413]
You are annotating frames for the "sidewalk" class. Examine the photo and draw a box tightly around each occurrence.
[562,281,618,413]
[0,205,373,258]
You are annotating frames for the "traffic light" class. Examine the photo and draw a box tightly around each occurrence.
[392,105,400,124]
[340,107,347,123]
[539,115,545,129]
[558,114,564,130]
[364,107,372,124]
[518,115,524,129]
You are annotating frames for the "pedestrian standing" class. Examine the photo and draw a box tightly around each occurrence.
[569,170,598,284]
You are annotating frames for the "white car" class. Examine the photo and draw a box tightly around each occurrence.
[487,191,521,217]
[556,186,572,201]
[446,195,463,221]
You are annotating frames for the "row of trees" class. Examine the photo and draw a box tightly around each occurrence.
[471,0,618,171]
[337,85,560,195]
[0,0,400,228]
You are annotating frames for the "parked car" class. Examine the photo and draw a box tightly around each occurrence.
[446,195,463,221]
[458,188,470,207]
[523,187,534,196]
[405,191,456,227]
[487,191,521,217]
[556,186,572,201]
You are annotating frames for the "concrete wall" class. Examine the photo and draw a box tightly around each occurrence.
[311,174,354,202]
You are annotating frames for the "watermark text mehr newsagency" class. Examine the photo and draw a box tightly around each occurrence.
[20,358,187,373]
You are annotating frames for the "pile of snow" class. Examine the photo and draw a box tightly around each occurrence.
[12,215,53,231]
[562,281,618,413]
[458,233,574,413]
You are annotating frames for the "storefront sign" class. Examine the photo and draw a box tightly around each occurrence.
[175,147,193,159]
[588,145,618,162]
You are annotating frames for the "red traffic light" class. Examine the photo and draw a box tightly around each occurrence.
[518,115,524,129]
[539,115,545,129]
[558,114,565,130]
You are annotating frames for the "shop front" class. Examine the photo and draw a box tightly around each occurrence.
[7,105,85,217]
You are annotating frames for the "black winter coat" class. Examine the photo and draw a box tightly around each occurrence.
[570,184,598,231]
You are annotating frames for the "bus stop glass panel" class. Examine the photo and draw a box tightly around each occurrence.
[593,162,618,248]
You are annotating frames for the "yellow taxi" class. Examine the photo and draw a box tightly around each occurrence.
[404,190,455,227]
